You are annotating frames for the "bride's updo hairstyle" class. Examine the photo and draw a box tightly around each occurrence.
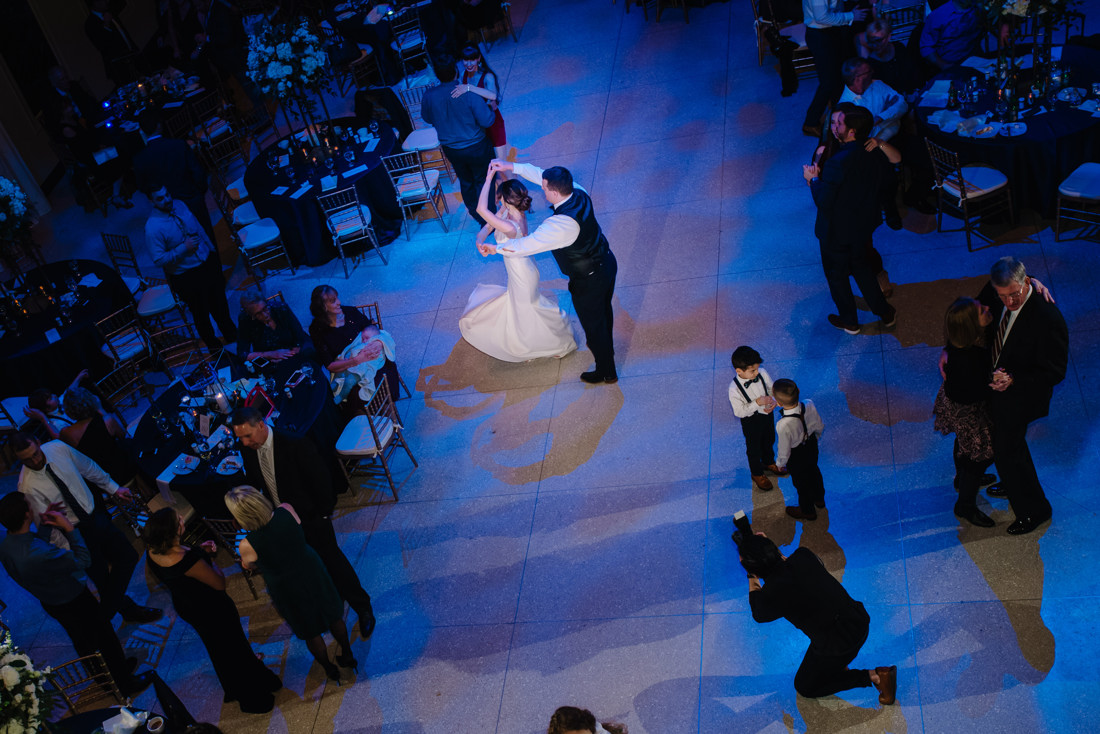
[499,179,532,212]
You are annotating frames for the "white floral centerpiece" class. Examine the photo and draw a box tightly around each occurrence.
[0,632,55,734]
[247,20,330,101]
[0,176,30,243]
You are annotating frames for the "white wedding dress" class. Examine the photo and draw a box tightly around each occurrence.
[459,222,577,362]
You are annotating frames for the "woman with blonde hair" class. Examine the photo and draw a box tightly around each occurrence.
[459,166,577,362]
[933,297,999,527]
[225,486,355,682]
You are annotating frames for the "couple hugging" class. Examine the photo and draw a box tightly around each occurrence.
[459,160,619,385]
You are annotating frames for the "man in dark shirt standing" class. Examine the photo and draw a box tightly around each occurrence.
[133,114,214,244]
[740,532,897,704]
[420,59,496,226]
[0,492,153,697]
[804,104,896,334]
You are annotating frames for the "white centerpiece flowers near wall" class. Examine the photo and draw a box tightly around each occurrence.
[0,632,55,734]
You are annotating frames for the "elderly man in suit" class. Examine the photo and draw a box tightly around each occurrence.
[977,257,1069,535]
[803,104,897,334]
[230,407,376,638]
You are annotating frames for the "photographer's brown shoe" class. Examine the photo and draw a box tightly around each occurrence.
[874,665,897,705]
[765,464,789,477]
[752,475,773,491]
[785,506,817,521]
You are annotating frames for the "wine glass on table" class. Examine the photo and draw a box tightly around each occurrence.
[301,363,314,385]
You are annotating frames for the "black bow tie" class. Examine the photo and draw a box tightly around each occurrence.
[744,376,761,386]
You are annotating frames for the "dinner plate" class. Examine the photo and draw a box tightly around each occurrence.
[172,455,199,475]
[216,454,244,476]
[1000,122,1027,136]
[1057,87,1086,104]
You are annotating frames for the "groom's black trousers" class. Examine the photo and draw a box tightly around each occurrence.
[569,251,618,378]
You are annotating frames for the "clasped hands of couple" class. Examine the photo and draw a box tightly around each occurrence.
[475,160,517,258]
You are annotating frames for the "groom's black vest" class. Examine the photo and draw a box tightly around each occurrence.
[550,188,610,279]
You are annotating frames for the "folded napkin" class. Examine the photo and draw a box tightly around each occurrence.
[321,175,338,191]
[290,183,314,199]
[929,79,952,95]
[184,86,206,97]
[343,163,368,177]
[336,10,355,20]
[1078,99,1099,113]
[103,707,146,734]
[961,56,996,73]
[218,366,233,384]
[926,109,962,131]
[279,154,290,167]
[271,185,289,196]
[364,137,380,152]
[93,147,119,165]
[921,93,949,109]
[45,328,61,344]
[162,100,184,109]
[78,273,103,288]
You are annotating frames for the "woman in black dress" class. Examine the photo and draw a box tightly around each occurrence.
[60,387,138,486]
[236,287,313,363]
[933,297,999,527]
[307,284,400,414]
[143,508,282,713]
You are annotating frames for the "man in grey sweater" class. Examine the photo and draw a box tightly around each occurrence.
[421,58,496,225]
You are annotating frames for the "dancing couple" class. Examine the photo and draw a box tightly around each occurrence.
[459,160,619,384]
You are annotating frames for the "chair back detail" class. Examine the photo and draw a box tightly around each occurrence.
[49,652,127,714]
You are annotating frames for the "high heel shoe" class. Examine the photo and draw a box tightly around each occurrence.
[336,651,358,671]
[321,661,341,684]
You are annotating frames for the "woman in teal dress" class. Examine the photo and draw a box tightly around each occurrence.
[225,486,356,682]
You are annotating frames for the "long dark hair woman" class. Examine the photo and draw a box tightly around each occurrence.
[933,297,999,527]
[454,44,508,163]
[143,508,282,713]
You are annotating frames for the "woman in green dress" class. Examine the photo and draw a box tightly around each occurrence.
[225,486,355,682]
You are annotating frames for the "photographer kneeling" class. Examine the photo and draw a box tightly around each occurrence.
[739,532,897,705]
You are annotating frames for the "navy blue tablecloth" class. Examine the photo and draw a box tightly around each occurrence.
[242,118,400,267]
[916,45,1100,217]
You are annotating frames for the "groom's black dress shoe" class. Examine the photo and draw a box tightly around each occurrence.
[580,371,617,384]
[954,505,995,528]
[1007,513,1052,535]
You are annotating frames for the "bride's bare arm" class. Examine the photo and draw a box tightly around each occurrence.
[475,168,517,238]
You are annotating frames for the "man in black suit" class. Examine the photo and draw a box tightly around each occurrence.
[85,0,139,85]
[44,67,103,139]
[133,113,215,243]
[977,257,1068,535]
[230,407,376,639]
[803,104,897,335]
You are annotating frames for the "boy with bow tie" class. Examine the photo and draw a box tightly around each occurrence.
[728,346,786,491]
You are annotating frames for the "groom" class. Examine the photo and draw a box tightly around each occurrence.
[484,160,618,384]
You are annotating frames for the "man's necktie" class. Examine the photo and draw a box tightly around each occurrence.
[45,464,90,524]
[991,312,1009,368]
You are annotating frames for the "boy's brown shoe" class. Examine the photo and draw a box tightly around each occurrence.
[751,475,773,491]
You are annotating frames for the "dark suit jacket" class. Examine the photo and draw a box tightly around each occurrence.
[978,281,1068,424]
[84,12,137,65]
[240,429,336,521]
[132,136,208,199]
[810,140,885,248]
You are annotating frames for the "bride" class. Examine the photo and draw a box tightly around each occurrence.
[459,168,577,362]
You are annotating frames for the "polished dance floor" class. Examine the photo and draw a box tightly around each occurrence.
[3,0,1100,731]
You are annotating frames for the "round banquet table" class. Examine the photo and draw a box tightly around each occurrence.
[916,44,1100,217]
[0,259,132,395]
[242,118,401,267]
[132,352,343,518]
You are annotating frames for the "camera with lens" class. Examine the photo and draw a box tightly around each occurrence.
[731,510,753,547]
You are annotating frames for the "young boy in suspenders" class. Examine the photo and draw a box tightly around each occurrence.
[728,346,786,491]
[773,378,826,521]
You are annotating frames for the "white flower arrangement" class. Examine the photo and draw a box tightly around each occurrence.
[0,632,54,734]
[0,176,30,241]
[246,19,331,101]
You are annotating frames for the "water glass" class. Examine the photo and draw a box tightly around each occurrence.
[267,154,279,175]
[344,148,356,165]
[286,167,297,185]
[301,364,315,385]
[325,156,335,174]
